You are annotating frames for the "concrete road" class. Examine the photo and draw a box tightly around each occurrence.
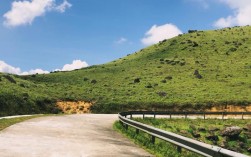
[0,114,152,157]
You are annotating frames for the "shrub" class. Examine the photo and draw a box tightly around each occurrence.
[91,79,97,84]
[157,91,167,97]
[19,83,25,88]
[165,76,173,80]
[145,83,153,88]
[134,78,140,83]
[161,80,167,83]
[3,75,16,84]
[194,70,203,79]
[180,62,186,66]
[188,30,197,33]
[229,47,237,52]
[193,42,199,47]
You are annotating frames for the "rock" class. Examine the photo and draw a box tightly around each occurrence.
[220,139,228,148]
[243,127,249,131]
[221,126,242,138]
[192,131,201,138]
[248,147,251,153]
[246,124,251,131]
[206,135,219,141]
[209,127,220,132]
[239,142,245,148]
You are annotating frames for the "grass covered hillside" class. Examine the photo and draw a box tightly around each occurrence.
[1,26,251,115]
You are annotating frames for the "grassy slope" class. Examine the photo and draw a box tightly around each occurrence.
[0,26,251,115]
[132,118,251,155]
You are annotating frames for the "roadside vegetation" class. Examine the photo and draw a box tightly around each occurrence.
[113,121,202,157]
[1,26,251,116]
[128,118,251,156]
[0,115,44,131]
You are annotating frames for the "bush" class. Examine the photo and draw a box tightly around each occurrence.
[157,91,167,97]
[3,75,16,84]
[193,42,199,47]
[134,78,140,83]
[188,30,197,33]
[91,79,97,84]
[161,80,167,83]
[194,70,203,79]
[145,83,153,88]
[165,76,173,80]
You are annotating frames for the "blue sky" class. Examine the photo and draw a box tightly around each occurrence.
[0,0,250,75]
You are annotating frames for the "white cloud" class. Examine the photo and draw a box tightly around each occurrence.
[141,23,182,46]
[3,0,72,27]
[21,69,49,75]
[55,0,72,13]
[0,61,21,75]
[0,60,49,75]
[214,0,251,28]
[0,59,88,75]
[61,60,88,71]
[115,37,128,44]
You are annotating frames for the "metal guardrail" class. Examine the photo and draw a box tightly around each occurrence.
[118,111,251,157]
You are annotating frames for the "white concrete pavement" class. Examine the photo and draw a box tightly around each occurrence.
[0,114,153,157]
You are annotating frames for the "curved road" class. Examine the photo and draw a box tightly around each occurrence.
[0,114,152,157]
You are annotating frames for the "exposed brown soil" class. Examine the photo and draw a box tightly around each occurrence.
[207,105,251,112]
[56,101,93,114]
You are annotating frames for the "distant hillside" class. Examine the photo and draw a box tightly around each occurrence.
[1,26,251,115]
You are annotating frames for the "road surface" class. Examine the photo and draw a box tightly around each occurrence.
[0,114,152,157]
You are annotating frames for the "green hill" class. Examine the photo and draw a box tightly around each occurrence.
[1,26,251,116]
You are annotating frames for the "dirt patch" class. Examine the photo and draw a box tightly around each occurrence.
[56,101,93,114]
[207,105,251,112]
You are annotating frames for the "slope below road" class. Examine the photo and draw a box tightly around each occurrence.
[0,114,152,157]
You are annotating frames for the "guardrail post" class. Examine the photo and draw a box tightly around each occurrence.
[185,113,187,119]
[151,135,155,144]
[242,112,244,120]
[130,114,132,119]
[177,146,182,153]
[154,114,156,119]
[222,112,224,120]
[170,114,172,119]
[204,113,206,120]
[143,114,145,119]
[136,129,139,134]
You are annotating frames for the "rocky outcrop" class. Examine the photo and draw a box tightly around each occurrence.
[221,126,242,138]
